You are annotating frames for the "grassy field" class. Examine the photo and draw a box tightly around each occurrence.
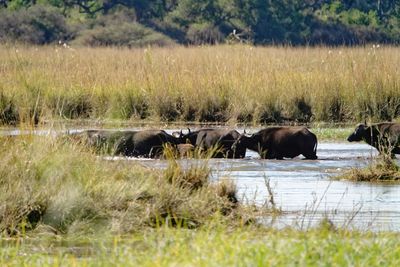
[2,226,400,266]
[1,45,400,125]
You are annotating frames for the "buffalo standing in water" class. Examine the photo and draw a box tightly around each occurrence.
[347,122,400,156]
[178,128,246,158]
[234,126,318,160]
[72,129,179,158]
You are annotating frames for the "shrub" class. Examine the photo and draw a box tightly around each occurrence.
[0,5,70,44]
[186,23,224,45]
[75,22,175,47]
[73,9,176,48]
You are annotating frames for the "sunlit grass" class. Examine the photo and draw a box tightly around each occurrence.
[1,226,400,266]
[1,45,399,125]
[0,135,254,237]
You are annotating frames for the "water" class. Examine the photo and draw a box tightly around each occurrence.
[2,128,400,231]
[134,142,400,232]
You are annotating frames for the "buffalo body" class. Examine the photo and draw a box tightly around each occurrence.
[179,128,246,158]
[347,123,400,156]
[72,129,179,158]
[236,126,318,159]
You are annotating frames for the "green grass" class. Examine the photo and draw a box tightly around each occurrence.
[1,45,400,125]
[1,226,400,266]
[303,126,353,141]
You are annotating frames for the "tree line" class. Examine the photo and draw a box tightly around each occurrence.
[0,0,399,46]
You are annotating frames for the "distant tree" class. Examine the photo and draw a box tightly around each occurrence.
[59,0,172,19]
[0,0,36,10]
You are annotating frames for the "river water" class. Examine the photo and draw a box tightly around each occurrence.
[2,128,400,231]
[135,142,400,232]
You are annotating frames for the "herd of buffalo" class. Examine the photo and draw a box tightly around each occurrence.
[70,122,400,159]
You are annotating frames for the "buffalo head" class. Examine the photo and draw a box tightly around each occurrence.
[347,124,367,142]
[232,132,257,152]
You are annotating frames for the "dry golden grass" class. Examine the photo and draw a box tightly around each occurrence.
[0,135,248,236]
[1,45,399,124]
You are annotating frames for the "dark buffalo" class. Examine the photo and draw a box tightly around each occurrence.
[347,122,400,156]
[72,129,179,158]
[234,126,318,159]
[178,128,246,158]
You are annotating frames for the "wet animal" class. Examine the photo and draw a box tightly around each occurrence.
[72,129,179,158]
[234,126,318,159]
[347,122,400,156]
[179,128,246,158]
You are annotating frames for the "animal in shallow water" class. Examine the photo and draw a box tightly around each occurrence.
[347,122,400,156]
[71,129,179,158]
[178,128,246,158]
[234,126,318,159]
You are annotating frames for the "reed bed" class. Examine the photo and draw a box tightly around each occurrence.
[1,45,400,125]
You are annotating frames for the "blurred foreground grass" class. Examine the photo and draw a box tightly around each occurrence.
[2,225,400,266]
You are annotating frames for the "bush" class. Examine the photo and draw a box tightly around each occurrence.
[72,9,175,47]
[0,5,70,44]
[75,22,175,47]
[186,23,224,45]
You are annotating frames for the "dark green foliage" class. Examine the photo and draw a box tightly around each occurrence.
[73,9,175,47]
[75,22,174,47]
[0,4,70,44]
[1,0,399,45]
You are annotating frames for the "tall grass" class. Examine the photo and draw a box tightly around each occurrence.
[0,135,249,236]
[1,45,400,125]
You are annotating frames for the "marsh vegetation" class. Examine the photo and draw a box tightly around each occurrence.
[1,44,400,265]
[1,45,400,125]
